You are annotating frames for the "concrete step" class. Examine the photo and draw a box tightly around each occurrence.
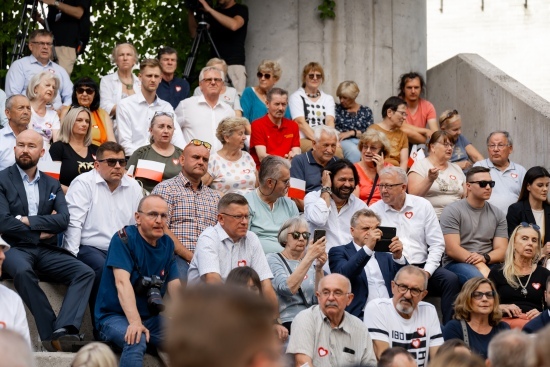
[34,352,164,367]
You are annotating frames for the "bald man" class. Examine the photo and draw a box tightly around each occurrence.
[0,130,94,352]
[287,274,377,367]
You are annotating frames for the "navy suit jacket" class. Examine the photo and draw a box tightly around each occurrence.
[523,310,550,334]
[507,200,550,241]
[329,241,407,320]
[0,164,69,247]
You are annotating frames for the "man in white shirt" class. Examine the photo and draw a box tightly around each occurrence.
[63,142,143,332]
[370,166,460,324]
[175,66,235,152]
[304,159,367,271]
[364,266,443,367]
[117,59,186,156]
[0,95,31,172]
[0,235,31,346]
[329,208,407,320]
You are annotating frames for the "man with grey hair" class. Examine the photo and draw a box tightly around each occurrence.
[370,166,460,324]
[287,273,377,367]
[365,266,443,367]
[244,155,299,253]
[0,95,31,171]
[329,208,407,320]
[473,131,526,213]
[486,329,535,367]
[175,66,236,152]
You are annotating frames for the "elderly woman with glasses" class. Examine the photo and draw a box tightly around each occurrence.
[408,131,466,219]
[127,112,183,194]
[442,277,509,359]
[241,59,291,123]
[60,77,116,146]
[49,106,97,193]
[488,223,550,329]
[266,217,326,333]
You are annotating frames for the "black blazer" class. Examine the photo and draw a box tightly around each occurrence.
[0,164,69,247]
[507,200,550,242]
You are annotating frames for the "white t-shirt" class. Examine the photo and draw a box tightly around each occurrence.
[364,298,443,367]
[0,284,31,347]
[289,88,335,138]
[30,107,60,152]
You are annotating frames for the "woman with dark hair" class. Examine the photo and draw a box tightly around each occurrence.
[507,166,550,268]
[226,266,262,295]
[443,277,510,359]
[60,77,115,146]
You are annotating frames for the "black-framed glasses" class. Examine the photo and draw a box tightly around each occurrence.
[520,222,541,231]
[97,158,127,167]
[138,211,169,221]
[188,139,212,150]
[30,41,53,47]
[220,213,250,221]
[289,231,310,240]
[377,183,404,190]
[441,109,459,124]
[437,142,455,149]
[308,73,322,80]
[468,180,495,188]
[201,77,223,84]
[394,282,424,297]
[471,291,495,300]
[257,72,272,80]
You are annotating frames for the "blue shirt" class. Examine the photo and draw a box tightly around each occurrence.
[16,164,41,216]
[0,89,7,127]
[95,225,179,325]
[450,134,471,163]
[241,87,291,123]
[157,77,190,109]
[290,150,338,193]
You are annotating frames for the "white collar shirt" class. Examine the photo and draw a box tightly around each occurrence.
[99,72,141,118]
[0,124,17,172]
[353,243,390,304]
[63,169,143,256]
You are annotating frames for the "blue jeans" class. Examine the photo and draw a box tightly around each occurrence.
[340,138,361,163]
[445,262,484,285]
[98,314,163,367]
[175,256,189,280]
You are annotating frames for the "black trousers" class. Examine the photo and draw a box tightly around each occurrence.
[3,245,94,340]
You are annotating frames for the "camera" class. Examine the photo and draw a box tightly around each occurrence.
[133,275,165,315]
[183,0,213,11]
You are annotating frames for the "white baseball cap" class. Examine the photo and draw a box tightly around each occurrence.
[0,235,10,251]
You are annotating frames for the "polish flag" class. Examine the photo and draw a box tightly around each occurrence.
[287,177,306,200]
[407,144,426,168]
[38,160,61,180]
[134,160,165,182]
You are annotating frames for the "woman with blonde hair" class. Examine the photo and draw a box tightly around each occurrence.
[439,109,483,171]
[194,58,242,116]
[443,277,509,359]
[27,71,61,151]
[71,342,117,367]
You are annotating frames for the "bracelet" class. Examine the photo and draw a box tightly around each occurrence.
[353,130,357,138]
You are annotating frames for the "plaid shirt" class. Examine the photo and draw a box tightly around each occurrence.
[152,172,221,251]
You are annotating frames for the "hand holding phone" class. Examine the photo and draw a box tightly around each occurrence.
[373,226,397,252]
[373,151,384,171]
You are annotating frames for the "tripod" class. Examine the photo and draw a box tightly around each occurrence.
[11,0,57,65]
[182,14,234,88]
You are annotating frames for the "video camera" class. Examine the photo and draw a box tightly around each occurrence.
[133,275,165,315]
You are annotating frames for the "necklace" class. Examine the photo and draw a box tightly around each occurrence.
[118,72,134,90]
[306,90,321,98]
[336,201,348,210]
[516,269,534,297]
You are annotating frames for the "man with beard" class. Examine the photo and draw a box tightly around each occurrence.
[0,95,31,171]
[287,273,377,367]
[304,159,366,271]
[364,266,443,367]
[0,130,94,351]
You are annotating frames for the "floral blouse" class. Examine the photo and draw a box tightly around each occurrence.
[335,104,374,133]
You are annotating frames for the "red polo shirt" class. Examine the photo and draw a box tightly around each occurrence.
[250,114,300,168]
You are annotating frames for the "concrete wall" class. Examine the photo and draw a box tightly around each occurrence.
[427,53,550,169]
[245,0,427,118]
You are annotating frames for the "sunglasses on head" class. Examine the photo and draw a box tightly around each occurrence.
[97,158,127,167]
[289,231,310,240]
[188,139,212,150]
[441,109,458,124]
[76,87,95,95]
[519,222,541,231]
[468,180,495,188]
[257,72,272,80]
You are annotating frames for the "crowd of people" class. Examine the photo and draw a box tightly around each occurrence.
[1,2,550,366]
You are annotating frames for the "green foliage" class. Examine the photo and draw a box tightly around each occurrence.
[318,0,336,20]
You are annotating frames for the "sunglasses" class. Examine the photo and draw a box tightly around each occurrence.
[467,180,495,188]
[471,291,495,300]
[308,73,322,80]
[201,77,223,84]
[519,222,541,231]
[189,139,212,150]
[97,158,127,167]
[441,109,458,124]
[257,72,272,80]
[289,231,310,240]
[153,111,174,118]
[76,87,95,95]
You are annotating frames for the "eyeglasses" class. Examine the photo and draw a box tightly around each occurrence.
[471,291,495,300]
[362,145,382,152]
[394,282,424,297]
[395,110,408,118]
[188,139,212,150]
[487,144,510,150]
[76,87,95,95]
[201,77,223,84]
[520,222,541,231]
[97,158,127,167]
[138,211,169,221]
[31,41,53,47]
[256,72,272,80]
[437,142,455,148]
[468,180,495,188]
[319,290,350,298]
[377,183,404,190]
[221,213,250,221]
[441,109,459,124]
[308,73,322,80]
[270,177,291,186]
[289,231,310,240]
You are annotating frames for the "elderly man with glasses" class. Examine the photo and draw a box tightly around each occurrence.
[175,66,236,152]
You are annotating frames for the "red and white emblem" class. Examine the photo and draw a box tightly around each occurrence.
[172,159,179,165]
[411,339,421,348]
[511,173,518,178]
[175,86,182,92]
[318,347,329,357]
[405,212,413,219]
[417,327,426,337]
[449,175,456,180]
[237,260,247,267]
[532,283,541,290]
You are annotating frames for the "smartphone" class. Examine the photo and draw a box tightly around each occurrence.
[373,226,396,252]
[313,229,326,243]
[373,150,383,167]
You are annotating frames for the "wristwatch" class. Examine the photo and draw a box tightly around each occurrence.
[273,317,282,325]
[483,253,491,264]
[15,215,22,221]
[321,186,332,195]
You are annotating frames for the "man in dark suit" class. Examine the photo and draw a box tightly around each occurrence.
[329,208,407,320]
[0,130,94,351]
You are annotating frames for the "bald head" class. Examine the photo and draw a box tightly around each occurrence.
[181,142,210,182]
[319,273,352,293]
[14,130,44,171]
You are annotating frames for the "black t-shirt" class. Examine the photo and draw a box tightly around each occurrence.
[488,265,550,313]
[443,320,510,359]
[209,3,248,65]
[47,0,91,48]
[49,141,97,187]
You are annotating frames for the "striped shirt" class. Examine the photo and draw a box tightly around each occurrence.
[152,172,220,251]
